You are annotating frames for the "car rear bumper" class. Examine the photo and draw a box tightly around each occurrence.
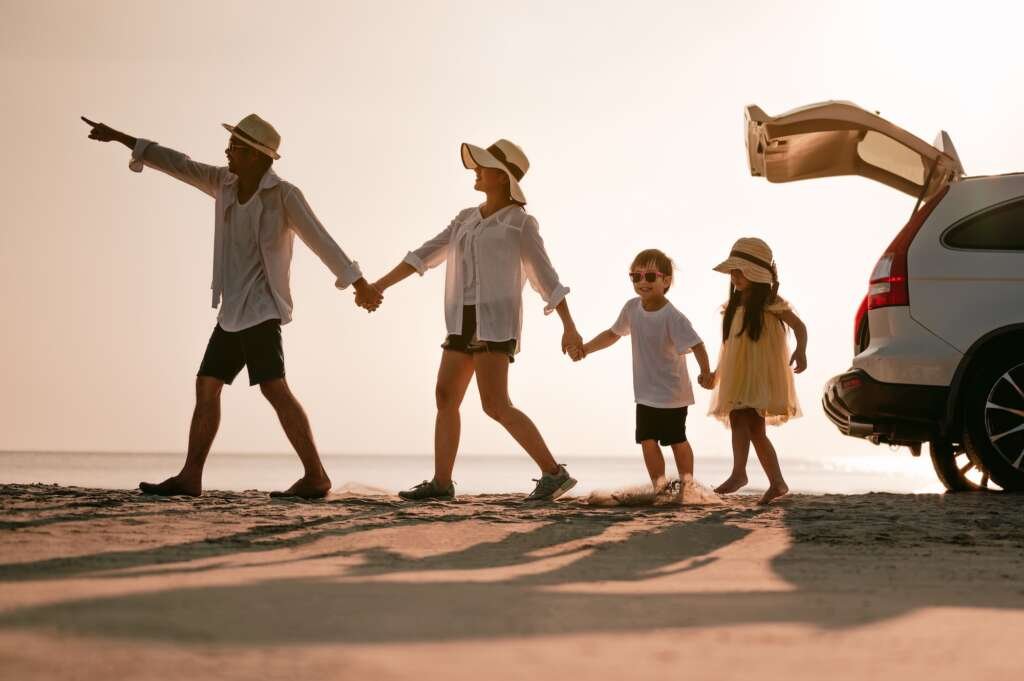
[821,369,949,445]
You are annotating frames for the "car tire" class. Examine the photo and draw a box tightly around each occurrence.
[929,440,994,492]
[963,354,1024,492]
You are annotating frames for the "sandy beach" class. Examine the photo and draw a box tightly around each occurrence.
[1,483,1023,680]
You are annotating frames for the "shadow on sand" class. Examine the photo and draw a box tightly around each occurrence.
[2,484,1024,644]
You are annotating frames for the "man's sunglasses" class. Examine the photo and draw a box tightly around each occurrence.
[629,271,666,283]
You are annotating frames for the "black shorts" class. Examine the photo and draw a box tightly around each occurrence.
[441,305,517,362]
[198,319,285,386]
[635,404,689,446]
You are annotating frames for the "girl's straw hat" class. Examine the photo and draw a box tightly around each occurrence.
[714,237,776,284]
[461,139,529,204]
[222,114,281,160]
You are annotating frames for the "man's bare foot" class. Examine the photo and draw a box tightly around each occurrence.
[714,473,748,494]
[139,476,201,497]
[270,476,332,499]
[758,483,790,505]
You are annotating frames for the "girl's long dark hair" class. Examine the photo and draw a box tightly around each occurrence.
[722,278,782,343]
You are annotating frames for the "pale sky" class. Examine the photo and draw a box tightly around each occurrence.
[3,1,1023,475]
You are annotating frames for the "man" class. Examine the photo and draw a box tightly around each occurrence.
[82,113,382,498]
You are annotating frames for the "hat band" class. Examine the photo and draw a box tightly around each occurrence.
[730,250,773,272]
[233,126,274,152]
[486,144,525,181]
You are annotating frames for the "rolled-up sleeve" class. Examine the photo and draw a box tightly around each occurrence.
[521,216,569,314]
[403,212,460,275]
[283,186,362,289]
[128,139,224,198]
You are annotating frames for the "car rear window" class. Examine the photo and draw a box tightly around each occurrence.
[944,198,1024,250]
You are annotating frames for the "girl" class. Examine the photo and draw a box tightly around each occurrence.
[709,237,807,505]
[370,139,583,502]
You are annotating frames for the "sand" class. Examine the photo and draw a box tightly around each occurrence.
[2,482,1023,680]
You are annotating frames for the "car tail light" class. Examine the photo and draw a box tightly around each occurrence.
[840,375,863,391]
[867,184,950,310]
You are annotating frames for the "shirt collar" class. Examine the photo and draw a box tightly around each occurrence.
[225,167,281,188]
[224,168,281,203]
[474,203,520,222]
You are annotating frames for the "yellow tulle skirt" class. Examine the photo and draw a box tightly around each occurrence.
[709,302,801,427]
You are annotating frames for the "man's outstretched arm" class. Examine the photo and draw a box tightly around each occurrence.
[81,116,223,197]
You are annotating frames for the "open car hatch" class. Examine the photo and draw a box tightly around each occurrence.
[745,101,964,202]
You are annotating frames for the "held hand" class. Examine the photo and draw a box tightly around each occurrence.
[561,328,584,361]
[81,116,119,143]
[353,280,383,313]
[790,349,807,374]
[697,371,715,389]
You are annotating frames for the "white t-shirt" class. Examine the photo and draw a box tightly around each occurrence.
[611,297,703,409]
[217,198,280,332]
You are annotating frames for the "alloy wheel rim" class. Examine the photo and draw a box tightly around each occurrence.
[984,361,1024,471]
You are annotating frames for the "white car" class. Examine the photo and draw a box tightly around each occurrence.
[745,101,1024,491]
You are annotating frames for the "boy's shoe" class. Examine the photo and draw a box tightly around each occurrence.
[525,464,577,502]
[398,479,455,501]
[654,478,682,504]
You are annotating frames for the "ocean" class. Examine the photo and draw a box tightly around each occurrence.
[1,450,944,496]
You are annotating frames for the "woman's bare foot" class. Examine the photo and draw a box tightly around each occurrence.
[139,475,201,497]
[714,473,748,494]
[758,482,790,505]
[270,475,332,499]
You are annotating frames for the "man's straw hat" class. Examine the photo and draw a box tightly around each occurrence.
[713,237,776,284]
[461,139,529,204]
[222,114,281,160]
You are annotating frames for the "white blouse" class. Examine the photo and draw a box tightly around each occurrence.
[404,205,569,349]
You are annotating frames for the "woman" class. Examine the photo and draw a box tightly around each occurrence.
[372,139,583,501]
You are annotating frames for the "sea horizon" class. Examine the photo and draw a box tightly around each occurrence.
[1,449,945,496]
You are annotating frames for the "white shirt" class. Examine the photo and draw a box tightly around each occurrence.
[404,205,569,349]
[460,212,487,305]
[611,297,703,409]
[218,197,280,332]
[129,140,362,325]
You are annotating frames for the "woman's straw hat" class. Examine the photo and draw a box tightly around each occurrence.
[222,114,281,160]
[461,139,529,204]
[714,237,776,284]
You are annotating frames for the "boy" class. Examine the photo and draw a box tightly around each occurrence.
[578,249,711,497]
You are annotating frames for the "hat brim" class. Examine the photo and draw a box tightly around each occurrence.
[222,123,281,160]
[713,256,774,284]
[461,143,526,204]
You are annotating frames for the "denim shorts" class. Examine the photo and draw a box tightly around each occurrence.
[441,305,517,362]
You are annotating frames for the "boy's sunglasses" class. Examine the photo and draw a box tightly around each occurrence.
[629,271,666,283]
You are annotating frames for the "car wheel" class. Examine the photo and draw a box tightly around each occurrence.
[929,440,996,492]
[963,355,1024,491]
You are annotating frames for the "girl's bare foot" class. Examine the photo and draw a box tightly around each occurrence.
[270,475,332,499]
[758,482,790,505]
[139,475,201,497]
[714,473,748,494]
